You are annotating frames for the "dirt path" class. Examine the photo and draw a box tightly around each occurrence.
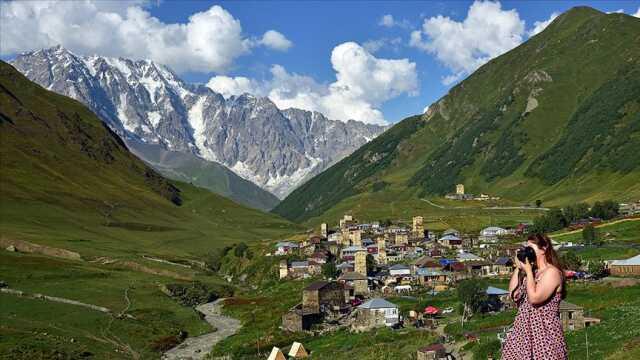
[420,198,549,211]
[162,299,241,360]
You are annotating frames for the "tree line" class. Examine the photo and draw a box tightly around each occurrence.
[530,200,620,234]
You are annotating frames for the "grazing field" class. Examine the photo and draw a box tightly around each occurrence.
[1,181,298,261]
[553,219,640,261]
[0,251,229,359]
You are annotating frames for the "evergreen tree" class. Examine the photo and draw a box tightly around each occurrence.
[582,224,597,246]
[322,261,338,279]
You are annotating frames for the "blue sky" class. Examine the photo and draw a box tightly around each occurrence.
[2,0,639,124]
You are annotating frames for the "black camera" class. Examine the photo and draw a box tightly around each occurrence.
[517,246,536,265]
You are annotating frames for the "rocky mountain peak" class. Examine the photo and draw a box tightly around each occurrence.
[11,46,387,198]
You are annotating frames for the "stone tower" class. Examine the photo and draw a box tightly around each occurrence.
[395,232,409,246]
[279,260,289,279]
[340,228,350,246]
[354,250,367,275]
[350,229,362,247]
[321,223,328,237]
[456,184,465,195]
[412,216,424,237]
[376,236,387,265]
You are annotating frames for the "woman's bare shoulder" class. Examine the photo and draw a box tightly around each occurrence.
[540,265,563,283]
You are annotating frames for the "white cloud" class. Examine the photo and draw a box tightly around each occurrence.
[379,14,395,27]
[206,76,261,99]
[0,0,292,74]
[528,12,559,37]
[634,7,640,17]
[362,37,402,54]
[378,14,411,29]
[607,9,624,14]
[208,42,418,125]
[410,1,524,84]
[259,30,292,51]
[423,105,430,114]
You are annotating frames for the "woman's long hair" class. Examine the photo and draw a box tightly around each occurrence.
[528,233,566,299]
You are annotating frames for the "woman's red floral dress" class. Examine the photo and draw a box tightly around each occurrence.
[501,270,568,360]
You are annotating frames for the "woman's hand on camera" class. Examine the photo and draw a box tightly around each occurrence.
[522,257,533,274]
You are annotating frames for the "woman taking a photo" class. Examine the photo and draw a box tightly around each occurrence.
[501,233,568,360]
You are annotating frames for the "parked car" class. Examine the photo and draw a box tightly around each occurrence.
[442,307,454,314]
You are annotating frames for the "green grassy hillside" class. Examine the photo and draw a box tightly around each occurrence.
[128,141,280,211]
[274,7,640,224]
[0,60,301,359]
[0,60,298,260]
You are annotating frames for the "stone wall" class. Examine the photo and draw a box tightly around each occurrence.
[560,309,585,331]
[351,308,385,332]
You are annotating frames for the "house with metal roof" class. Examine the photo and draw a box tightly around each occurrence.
[486,286,509,296]
[438,234,462,248]
[442,228,460,237]
[456,252,484,262]
[389,264,411,276]
[357,298,399,326]
[275,241,299,255]
[609,254,640,276]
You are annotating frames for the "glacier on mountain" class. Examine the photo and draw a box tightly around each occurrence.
[10,46,386,198]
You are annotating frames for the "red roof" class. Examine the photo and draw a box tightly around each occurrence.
[424,306,440,315]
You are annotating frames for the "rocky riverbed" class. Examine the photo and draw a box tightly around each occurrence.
[163,299,241,360]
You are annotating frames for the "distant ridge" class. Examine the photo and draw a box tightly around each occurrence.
[274,7,640,222]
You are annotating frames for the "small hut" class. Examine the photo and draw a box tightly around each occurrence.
[288,341,309,358]
[267,347,286,360]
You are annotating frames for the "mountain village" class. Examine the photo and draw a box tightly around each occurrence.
[2,2,640,360]
[267,197,640,359]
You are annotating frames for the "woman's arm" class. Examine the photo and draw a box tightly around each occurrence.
[523,261,561,305]
[508,256,522,301]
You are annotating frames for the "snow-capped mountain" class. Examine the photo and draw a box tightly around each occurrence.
[11,46,386,198]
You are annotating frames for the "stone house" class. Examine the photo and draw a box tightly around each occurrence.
[559,301,585,331]
[275,241,299,256]
[302,281,346,314]
[353,298,399,330]
[443,262,468,281]
[559,301,599,331]
[416,268,450,291]
[493,257,514,276]
[339,271,369,296]
[309,250,329,264]
[389,264,411,277]
[465,261,493,277]
[283,281,348,332]
[438,234,462,249]
[289,261,315,278]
